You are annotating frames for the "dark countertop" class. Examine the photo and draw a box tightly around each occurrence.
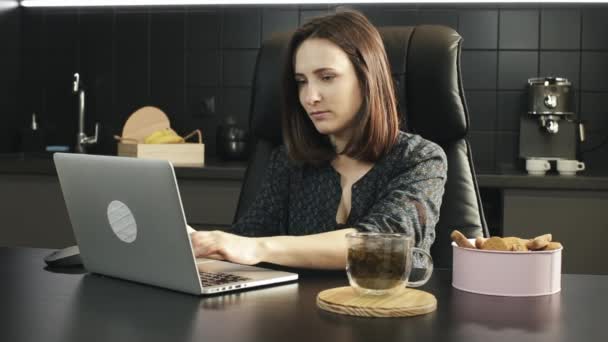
[0,152,247,181]
[476,172,608,191]
[2,153,608,190]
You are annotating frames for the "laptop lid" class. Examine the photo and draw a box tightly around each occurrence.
[54,153,202,294]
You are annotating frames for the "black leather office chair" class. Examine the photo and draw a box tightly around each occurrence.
[234,25,489,269]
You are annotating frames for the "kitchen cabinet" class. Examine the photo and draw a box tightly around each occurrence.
[0,174,75,248]
[0,170,243,249]
[179,178,241,230]
[501,189,608,275]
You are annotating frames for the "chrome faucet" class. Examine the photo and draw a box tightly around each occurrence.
[72,73,99,153]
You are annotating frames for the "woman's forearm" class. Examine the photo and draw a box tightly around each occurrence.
[256,228,357,270]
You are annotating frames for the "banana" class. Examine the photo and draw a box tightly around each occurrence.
[151,134,184,144]
[144,128,171,144]
[144,128,185,144]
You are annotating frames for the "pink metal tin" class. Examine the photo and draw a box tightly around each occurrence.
[452,239,562,296]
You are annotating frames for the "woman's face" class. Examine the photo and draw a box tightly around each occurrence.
[294,38,363,140]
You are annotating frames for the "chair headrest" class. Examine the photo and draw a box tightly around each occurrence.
[249,25,469,146]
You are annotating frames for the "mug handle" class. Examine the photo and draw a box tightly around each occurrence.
[577,162,585,171]
[544,162,551,170]
[407,247,434,288]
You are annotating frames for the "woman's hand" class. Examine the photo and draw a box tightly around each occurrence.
[190,230,262,266]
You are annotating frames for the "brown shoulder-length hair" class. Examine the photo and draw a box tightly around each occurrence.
[282,10,400,164]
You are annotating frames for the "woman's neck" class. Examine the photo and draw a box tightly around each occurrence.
[332,153,372,170]
[329,130,352,154]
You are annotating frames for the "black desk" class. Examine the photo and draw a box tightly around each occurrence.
[1,247,606,342]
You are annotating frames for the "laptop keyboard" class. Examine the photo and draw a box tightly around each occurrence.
[199,271,252,287]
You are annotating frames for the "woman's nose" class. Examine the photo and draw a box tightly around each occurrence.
[303,83,322,105]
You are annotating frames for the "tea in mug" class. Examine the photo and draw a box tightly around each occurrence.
[347,246,409,290]
[346,233,433,295]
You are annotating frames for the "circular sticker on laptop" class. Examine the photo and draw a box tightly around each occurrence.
[107,200,137,243]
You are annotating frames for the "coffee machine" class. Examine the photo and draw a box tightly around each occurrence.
[519,77,584,162]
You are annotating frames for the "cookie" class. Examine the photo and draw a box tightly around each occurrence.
[451,230,475,249]
[503,237,529,251]
[510,243,528,251]
[541,241,563,250]
[526,234,552,250]
[475,237,487,249]
[480,236,509,251]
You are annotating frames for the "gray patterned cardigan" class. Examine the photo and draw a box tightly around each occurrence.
[231,131,448,253]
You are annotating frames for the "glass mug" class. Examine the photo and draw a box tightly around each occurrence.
[346,232,433,296]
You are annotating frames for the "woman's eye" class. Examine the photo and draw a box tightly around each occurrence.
[321,75,335,81]
[295,79,306,86]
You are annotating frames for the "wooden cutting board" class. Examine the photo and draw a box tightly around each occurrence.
[316,286,436,318]
[121,106,170,143]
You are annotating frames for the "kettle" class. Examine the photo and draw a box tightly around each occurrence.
[216,116,249,161]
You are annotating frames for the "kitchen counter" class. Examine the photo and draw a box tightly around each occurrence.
[2,153,608,190]
[476,172,608,190]
[0,153,247,180]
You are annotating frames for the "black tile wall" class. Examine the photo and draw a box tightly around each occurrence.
[222,50,257,87]
[581,52,608,92]
[364,9,418,27]
[116,12,148,52]
[20,9,42,49]
[581,133,608,172]
[187,86,221,119]
[0,0,20,154]
[580,93,608,134]
[498,51,538,90]
[494,132,520,172]
[458,10,498,49]
[151,48,185,124]
[151,12,185,50]
[223,8,261,49]
[186,86,221,154]
[262,9,298,41]
[186,10,220,49]
[417,11,458,30]
[539,51,580,88]
[469,132,495,173]
[222,87,252,127]
[151,46,184,83]
[467,91,497,131]
[11,4,608,174]
[0,4,19,51]
[540,9,580,50]
[461,51,497,90]
[499,10,539,49]
[497,91,526,131]
[582,8,608,50]
[44,11,79,50]
[186,50,221,86]
[300,9,330,25]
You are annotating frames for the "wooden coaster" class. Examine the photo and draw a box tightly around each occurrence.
[316,286,437,318]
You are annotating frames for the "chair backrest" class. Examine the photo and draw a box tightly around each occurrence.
[235,25,489,268]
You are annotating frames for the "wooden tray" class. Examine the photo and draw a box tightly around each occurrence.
[316,286,436,318]
[116,106,205,167]
[117,143,204,167]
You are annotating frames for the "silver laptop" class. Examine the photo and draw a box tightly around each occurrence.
[54,153,298,295]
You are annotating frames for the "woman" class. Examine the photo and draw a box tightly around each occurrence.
[188,10,447,270]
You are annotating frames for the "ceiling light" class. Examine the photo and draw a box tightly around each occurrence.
[19,0,608,8]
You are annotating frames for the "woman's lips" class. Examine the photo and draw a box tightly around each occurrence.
[310,111,330,119]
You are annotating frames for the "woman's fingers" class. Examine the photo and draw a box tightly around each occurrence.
[191,231,224,258]
[190,230,259,265]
